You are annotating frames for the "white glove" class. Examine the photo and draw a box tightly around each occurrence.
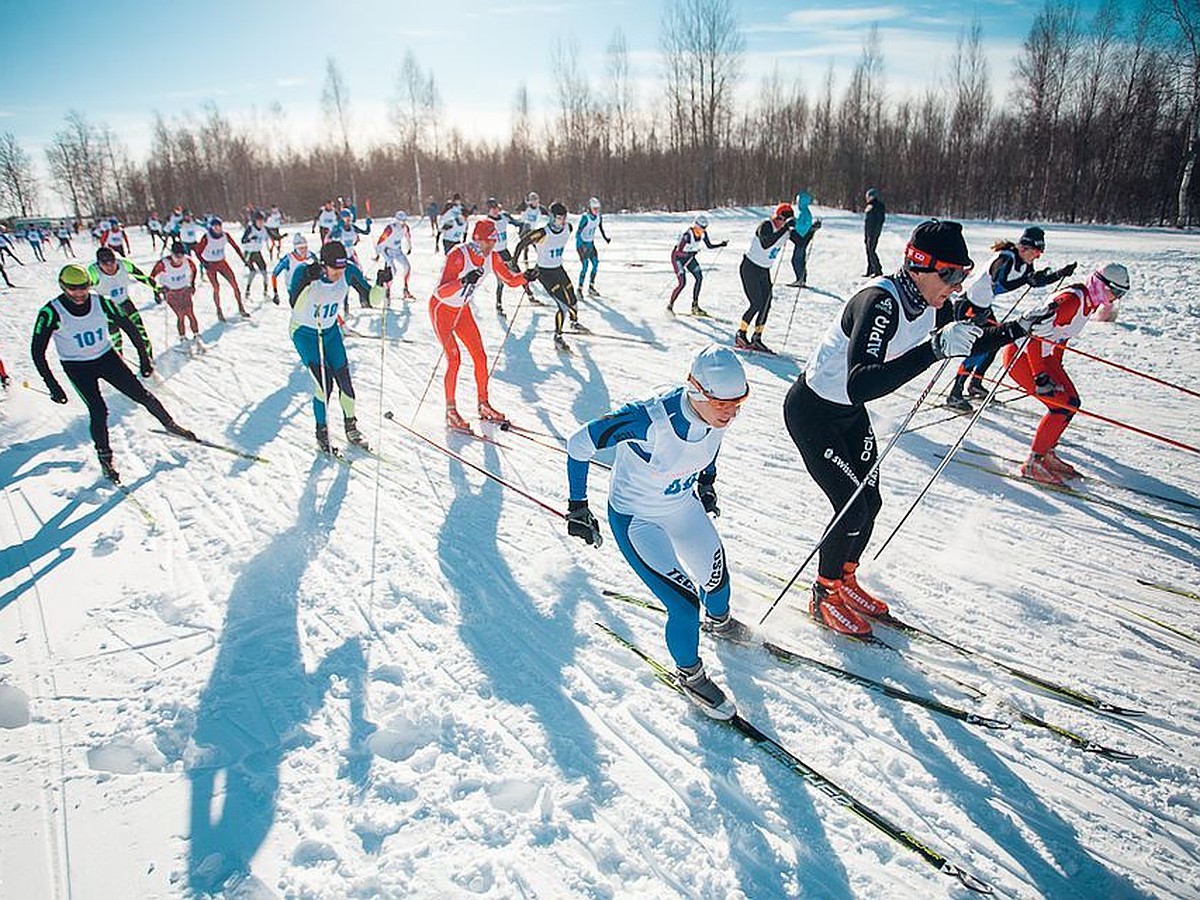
[1017,299,1059,333]
[930,321,983,359]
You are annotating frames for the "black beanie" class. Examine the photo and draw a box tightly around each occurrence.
[905,219,972,269]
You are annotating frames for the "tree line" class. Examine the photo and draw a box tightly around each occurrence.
[2,0,1197,228]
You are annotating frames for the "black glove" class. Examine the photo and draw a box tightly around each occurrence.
[1034,372,1060,396]
[272,292,280,305]
[566,499,603,547]
[717,241,729,248]
[48,381,68,404]
[1056,262,1078,279]
[812,219,823,230]
[359,293,372,308]
[139,358,154,378]
[522,266,540,282]
[461,269,483,287]
[375,267,393,286]
[154,288,165,304]
[697,479,719,517]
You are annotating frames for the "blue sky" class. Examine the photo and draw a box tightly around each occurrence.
[1,0,1088,165]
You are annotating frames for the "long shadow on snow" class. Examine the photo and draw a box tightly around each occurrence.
[875,698,1150,898]
[702,640,854,897]
[494,317,613,439]
[226,365,311,466]
[438,444,612,805]
[186,461,373,894]
[901,429,1200,569]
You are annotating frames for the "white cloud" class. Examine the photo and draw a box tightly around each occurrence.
[274,78,307,89]
[785,6,906,27]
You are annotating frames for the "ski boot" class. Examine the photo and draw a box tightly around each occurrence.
[735,331,752,349]
[691,304,709,317]
[215,305,226,323]
[164,419,198,442]
[587,284,601,298]
[446,406,472,433]
[809,577,872,636]
[344,417,369,449]
[840,562,890,618]
[553,333,571,353]
[1019,452,1064,485]
[675,659,736,720]
[478,401,509,426]
[1041,449,1080,480]
[701,611,755,644]
[967,376,989,400]
[98,449,120,483]
[749,335,776,355]
[571,319,591,334]
[944,394,972,413]
[315,424,333,454]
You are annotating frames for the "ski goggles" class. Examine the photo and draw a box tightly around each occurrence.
[1098,274,1128,299]
[687,376,750,411]
[905,245,972,286]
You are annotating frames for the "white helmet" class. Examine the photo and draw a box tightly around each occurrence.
[527,191,539,204]
[693,214,709,229]
[394,210,407,222]
[1093,261,1129,301]
[292,233,308,248]
[688,344,748,402]
[588,196,600,211]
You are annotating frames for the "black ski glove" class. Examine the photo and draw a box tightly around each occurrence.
[1034,372,1061,396]
[47,380,68,404]
[139,358,154,377]
[566,499,603,547]
[522,266,540,282]
[375,267,393,286]
[461,269,483,287]
[697,478,719,517]
[1056,261,1078,280]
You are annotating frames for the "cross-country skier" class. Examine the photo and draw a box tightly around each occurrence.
[483,197,535,314]
[513,201,590,352]
[945,226,1077,411]
[0,225,24,266]
[668,214,727,315]
[195,217,248,320]
[784,220,1058,635]
[287,240,372,453]
[99,219,130,258]
[265,206,284,259]
[31,263,196,482]
[146,212,166,252]
[735,202,803,354]
[88,247,158,361]
[431,218,534,430]
[1003,261,1130,485]
[575,197,610,298]
[165,206,184,240]
[272,233,317,305]
[312,201,338,243]
[425,198,439,246]
[150,241,203,351]
[515,191,548,265]
[786,191,822,288]
[26,224,47,262]
[330,207,371,264]
[240,211,271,299]
[55,222,77,257]
[437,199,467,255]
[565,344,753,719]
[863,187,885,277]
[179,211,204,257]
[374,211,414,301]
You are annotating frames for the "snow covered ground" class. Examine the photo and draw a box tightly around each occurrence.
[1,207,1197,899]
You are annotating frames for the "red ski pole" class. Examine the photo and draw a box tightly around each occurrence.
[1058,342,1200,400]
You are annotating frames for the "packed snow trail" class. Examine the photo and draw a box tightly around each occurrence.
[1,209,1198,898]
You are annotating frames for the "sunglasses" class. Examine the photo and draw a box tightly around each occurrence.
[1099,277,1128,299]
[688,376,749,412]
[935,264,971,287]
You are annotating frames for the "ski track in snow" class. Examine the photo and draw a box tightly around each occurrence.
[1,208,1198,898]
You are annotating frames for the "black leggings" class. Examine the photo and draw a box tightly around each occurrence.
[62,351,175,454]
[538,267,578,334]
[670,254,702,306]
[783,377,882,580]
[494,249,530,305]
[739,257,773,330]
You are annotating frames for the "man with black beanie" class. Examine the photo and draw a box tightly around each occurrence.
[863,187,886,277]
[782,219,1059,635]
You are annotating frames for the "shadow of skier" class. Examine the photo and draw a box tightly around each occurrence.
[186,460,373,894]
